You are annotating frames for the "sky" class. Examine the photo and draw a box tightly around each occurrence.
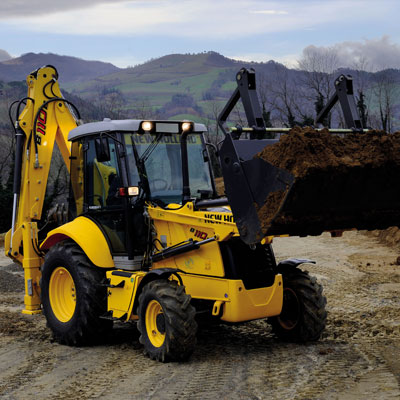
[0,0,399,69]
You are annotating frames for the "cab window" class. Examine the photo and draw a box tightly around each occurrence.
[127,132,213,206]
[85,138,122,209]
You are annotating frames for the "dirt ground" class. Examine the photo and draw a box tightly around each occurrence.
[0,232,399,400]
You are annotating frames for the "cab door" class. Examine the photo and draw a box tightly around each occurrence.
[84,135,128,255]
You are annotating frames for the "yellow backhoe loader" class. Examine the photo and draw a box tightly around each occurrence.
[4,65,397,362]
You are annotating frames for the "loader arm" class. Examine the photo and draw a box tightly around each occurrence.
[217,68,400,244]
[315,74,363,130]
[218,68,266,138]
[5,65,80,314]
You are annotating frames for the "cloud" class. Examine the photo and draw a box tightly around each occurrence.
[250,10,288,15]
[0,49,12,62]
[231,52,298,67]
[300,36,400,70]
[1,0,392,39]
[0,0,128,17]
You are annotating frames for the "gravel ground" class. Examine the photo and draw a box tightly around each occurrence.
[0,231,399,399]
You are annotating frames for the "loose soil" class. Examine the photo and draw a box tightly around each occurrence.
[369,226,400,249]
[0,232,399,399]
[215,176,225,197]
[255,128,400,236]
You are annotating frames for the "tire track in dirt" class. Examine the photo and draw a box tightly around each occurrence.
[0,341,55,398]
[125,324,259,400]
[44,327,158,400]
[0,232,399,399]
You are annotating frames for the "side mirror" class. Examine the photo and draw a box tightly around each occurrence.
[205,142,221,177]
[202,148,209,162]
[95,135,111,162]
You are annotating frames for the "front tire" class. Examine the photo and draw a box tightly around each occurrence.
[138,280,197,362]
[41,240,111,345]
[268,268,327,342]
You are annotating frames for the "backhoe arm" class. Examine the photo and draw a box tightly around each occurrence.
[4,65,80,314]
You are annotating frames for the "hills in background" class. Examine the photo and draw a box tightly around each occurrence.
[0,50,399,130]
[0,52,119,82]
[61,52,257,114]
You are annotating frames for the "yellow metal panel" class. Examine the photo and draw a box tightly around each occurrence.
[180,274,230,301]
[106,271,146,320]
[21,222,42,314]
[40,216,114,268]
[107,273,134,319]
[147,202,239,242]
[181,273,283,323]
[127,272,145,320]
[148,202,237,277]
[222,275,283,322]
[172,241,225,276]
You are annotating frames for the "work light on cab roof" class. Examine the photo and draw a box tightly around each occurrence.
[181,121,193,133]
[139,120,194,134]
[141,121,153,132]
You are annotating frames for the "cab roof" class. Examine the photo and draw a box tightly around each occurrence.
[68,118,207,141]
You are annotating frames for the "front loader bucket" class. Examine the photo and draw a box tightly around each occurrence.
[219,130,400,245]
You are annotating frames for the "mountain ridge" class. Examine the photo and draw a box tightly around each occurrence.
[0,52,120,83]
[0,50,398,130]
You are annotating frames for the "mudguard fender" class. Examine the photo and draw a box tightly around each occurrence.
[40,216,114,268]
[277,258,316,272]
[133,268,184,312]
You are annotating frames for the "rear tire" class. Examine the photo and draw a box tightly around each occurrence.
[268,268,327,342]
[41,240,111,345]
[138,280,197,362]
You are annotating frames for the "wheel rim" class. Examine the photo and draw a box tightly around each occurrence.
[145,300,166,347]
[49,267,76,323]
[277,287,301,330]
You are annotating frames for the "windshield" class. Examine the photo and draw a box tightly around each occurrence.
[124,132,213,205]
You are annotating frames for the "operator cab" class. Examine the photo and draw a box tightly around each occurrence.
[67,119,216,260]
[126,121,215,206]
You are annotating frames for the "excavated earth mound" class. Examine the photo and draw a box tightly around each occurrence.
[255,127,400,236]
[368,226,400,249]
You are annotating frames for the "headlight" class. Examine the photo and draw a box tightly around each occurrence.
[128,186,139,196]
[141,121,153,131]
[181,122,193,133]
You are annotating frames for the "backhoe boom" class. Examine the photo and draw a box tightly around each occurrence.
[5,66,80,314]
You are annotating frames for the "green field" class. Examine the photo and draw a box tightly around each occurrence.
[62,53,242,119]
[60,52,400,131]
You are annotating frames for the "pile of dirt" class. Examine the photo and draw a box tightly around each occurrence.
[367,226,400,249]
[259,127,399,175]
[214,177,225,196]
[255,127,400,236]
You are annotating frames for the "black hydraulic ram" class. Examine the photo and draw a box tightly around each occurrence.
[10,124,25,252]
[151,237,216,263]
[315,74,363,130]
